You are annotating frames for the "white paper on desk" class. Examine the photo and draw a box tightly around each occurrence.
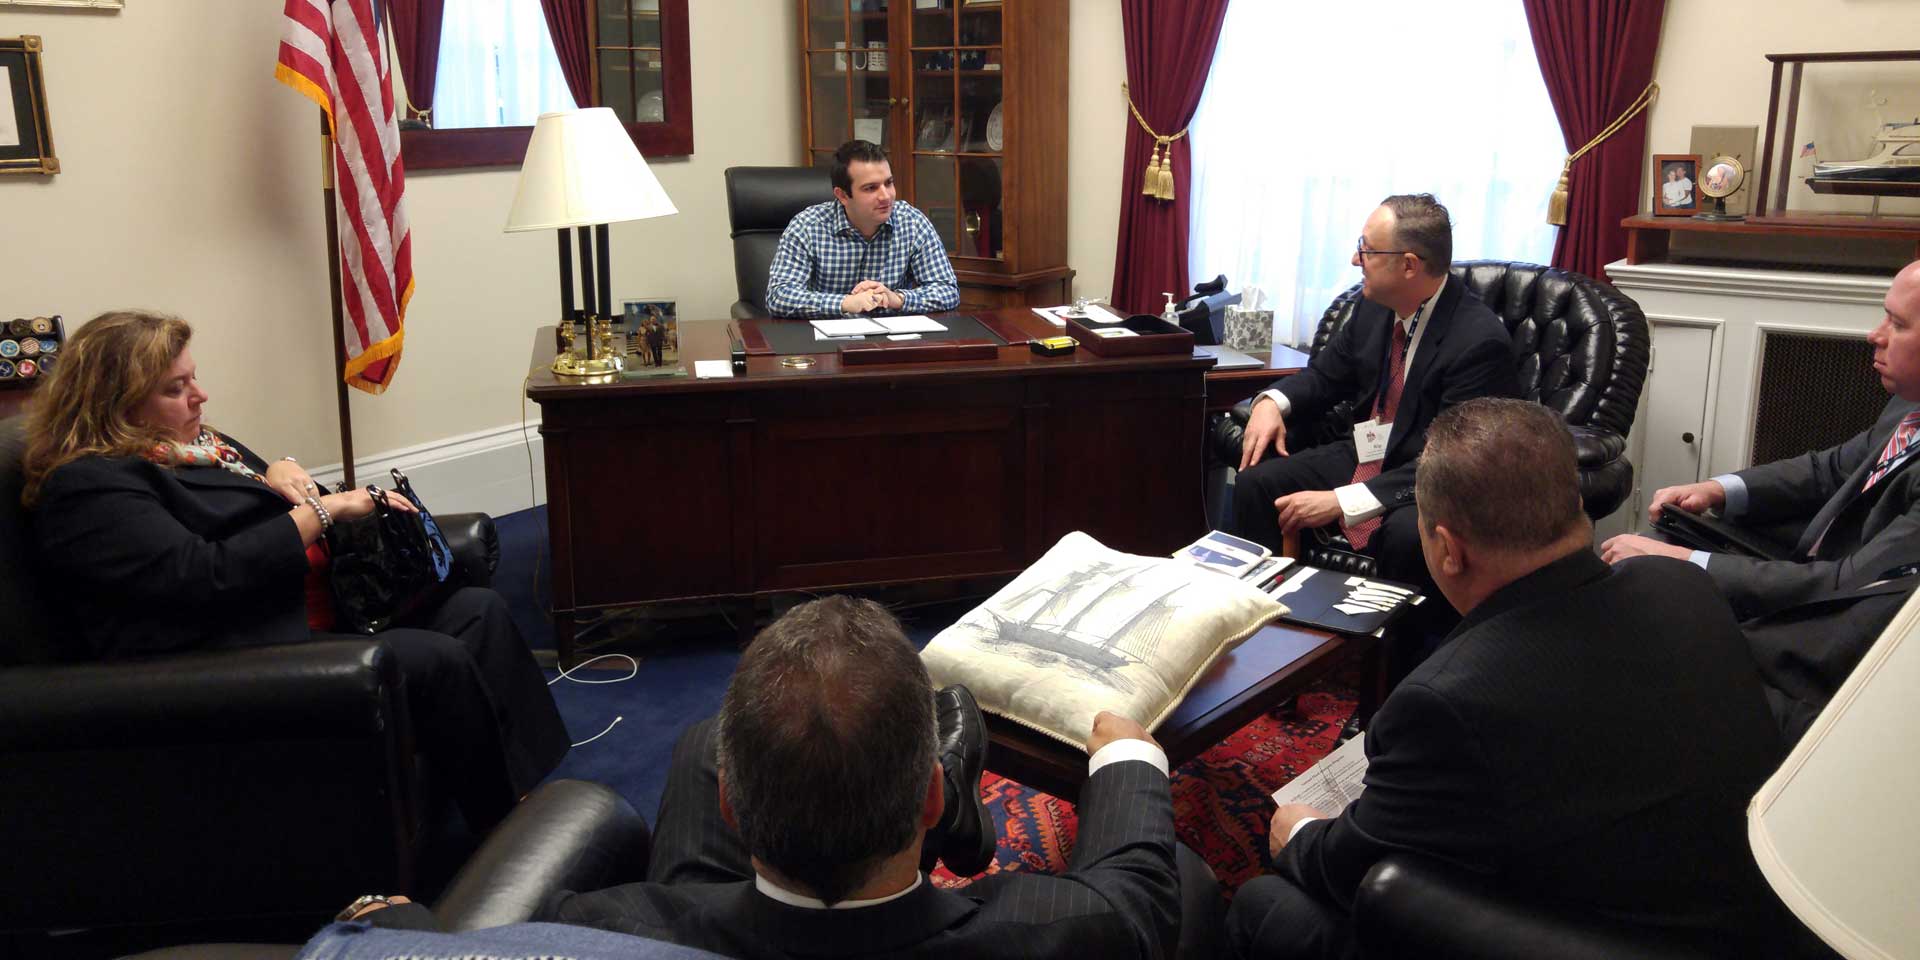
[888,333,922,341]
[1085,304,1129,325]
[1272,733,1369,810]
[1032,306,1071,326]
[693,360,734,379]
[878,315,946,333]
[1268,566,1318,600]
[811,317,888,337]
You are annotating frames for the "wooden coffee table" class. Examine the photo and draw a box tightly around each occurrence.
[982,622,1372,800]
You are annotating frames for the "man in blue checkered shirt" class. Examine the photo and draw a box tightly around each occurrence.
[765,140,960,319]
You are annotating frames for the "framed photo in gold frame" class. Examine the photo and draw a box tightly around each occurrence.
[0,36,58,175]
[1651,152,1699,216]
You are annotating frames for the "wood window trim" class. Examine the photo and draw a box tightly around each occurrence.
[401,0,692,170]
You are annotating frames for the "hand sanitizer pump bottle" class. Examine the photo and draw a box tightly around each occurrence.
[1161,292,1179,325]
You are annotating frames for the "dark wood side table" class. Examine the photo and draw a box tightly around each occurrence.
[1203,345,1310,414]
[983,620,1367,800]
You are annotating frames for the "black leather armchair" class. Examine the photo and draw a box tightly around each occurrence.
[1355,854,1717,959]
[1214,260,1650,521]
[0,416,502,950]
[725,165,834,320]
[128,779,654,960]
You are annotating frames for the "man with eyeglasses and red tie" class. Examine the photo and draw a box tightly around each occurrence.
[1603,258,1920,743]
[1230,193,1517,650]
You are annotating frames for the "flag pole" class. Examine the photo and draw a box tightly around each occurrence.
[318,108,357,488]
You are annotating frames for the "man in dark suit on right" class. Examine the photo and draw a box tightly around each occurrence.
[1228,398,1801,960]
[1603,258,1920,739]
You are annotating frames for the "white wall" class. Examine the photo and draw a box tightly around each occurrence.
[1644,0,1920,229]
[0,1,799,479]
[1,2,1129,483]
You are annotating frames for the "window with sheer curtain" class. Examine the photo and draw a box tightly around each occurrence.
[1187,0,1564,347]
[432,0,577,129]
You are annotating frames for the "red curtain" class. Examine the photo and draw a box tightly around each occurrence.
[1109,0,1231,315]
[388,0,446,125]
[1524,0,1667,281]
[538,0,594,110]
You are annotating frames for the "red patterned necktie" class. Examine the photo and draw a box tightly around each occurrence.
[1862,409,1920,493]
[1342,320,1411,549]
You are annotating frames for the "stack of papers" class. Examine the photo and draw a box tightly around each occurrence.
[810,316,948,338]
[1032,304,1130,327]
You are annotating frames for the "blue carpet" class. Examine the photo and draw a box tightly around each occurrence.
[497,506,982,820]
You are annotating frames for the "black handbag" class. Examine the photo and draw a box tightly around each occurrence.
[325,468,458,634]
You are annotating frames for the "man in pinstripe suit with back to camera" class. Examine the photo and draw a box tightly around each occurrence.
[368,594,1221,958]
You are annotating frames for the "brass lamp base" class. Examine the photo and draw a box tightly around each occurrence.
[551,354,621,378]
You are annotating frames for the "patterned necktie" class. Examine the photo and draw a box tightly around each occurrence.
[1863,409,1920,493]
[1342,319,1412,549]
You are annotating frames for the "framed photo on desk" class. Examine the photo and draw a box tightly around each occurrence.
[620,298,679,369]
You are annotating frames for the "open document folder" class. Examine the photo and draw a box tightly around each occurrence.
[809,315,948,337]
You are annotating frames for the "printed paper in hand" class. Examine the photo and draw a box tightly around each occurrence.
[1272,733,1368,811]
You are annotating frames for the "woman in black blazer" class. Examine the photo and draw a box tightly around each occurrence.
[21,310,568,830]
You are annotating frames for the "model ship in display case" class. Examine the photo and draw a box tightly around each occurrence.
[1811,120,1920,185]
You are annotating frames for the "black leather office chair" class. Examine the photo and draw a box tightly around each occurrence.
[0,416,502,955]
[1213,260,1650,524]
[724,165,834,320]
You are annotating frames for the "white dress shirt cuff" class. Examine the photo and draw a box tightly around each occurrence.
[1088,737,1170,778]
[1257,389,1292,417]
[1334,483,1385,524]
[1713,474,1748,517]
[1286,816,1319,844]
[1687,550,1712,570]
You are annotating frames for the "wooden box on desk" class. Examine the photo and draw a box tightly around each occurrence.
[1066,314,1195,358]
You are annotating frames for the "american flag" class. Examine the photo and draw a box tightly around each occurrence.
[275,0,413,393]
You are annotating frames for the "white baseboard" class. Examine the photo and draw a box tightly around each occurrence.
[308,421,547,519]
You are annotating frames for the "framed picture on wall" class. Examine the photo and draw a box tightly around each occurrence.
[0,36,58,175]
[1652,153,1700,216]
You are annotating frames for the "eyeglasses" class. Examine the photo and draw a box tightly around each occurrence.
[1356,237,1415,259]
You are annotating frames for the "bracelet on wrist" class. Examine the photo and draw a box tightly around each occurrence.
[304,495,332,532]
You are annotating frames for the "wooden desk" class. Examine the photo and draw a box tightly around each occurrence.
[527,310,1212,663]
[983,621,1365,800]
[1202,345,1311,414]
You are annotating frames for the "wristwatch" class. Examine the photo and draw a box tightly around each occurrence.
[336,893,395,921]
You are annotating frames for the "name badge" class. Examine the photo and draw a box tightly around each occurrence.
[1354,418,1389,463]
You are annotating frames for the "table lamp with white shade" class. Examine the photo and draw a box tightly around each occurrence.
[1749,585,1920,958]
[505,107,677,378]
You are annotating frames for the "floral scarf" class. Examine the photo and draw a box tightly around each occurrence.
[144,428,265,484]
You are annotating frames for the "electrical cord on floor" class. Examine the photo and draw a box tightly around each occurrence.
[548,653,640,747]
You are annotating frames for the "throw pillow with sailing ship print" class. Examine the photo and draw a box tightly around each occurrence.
[922,531,1287,749]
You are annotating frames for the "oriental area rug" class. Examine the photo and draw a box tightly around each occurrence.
[929,681,1358,896]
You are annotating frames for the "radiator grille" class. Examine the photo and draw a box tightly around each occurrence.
[1751,332,1886,466]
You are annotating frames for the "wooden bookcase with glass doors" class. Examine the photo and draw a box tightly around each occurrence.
[800,0,1072,308]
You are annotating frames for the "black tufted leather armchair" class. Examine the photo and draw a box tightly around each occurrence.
[1216,260,1650,521]
[724,165,834,320]
[0,416,503,953]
